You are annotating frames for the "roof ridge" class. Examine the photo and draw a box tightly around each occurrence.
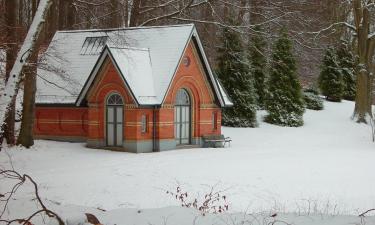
[57,23,195,34]
[107,45,149,51]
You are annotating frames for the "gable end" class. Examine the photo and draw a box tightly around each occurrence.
[76,47,140,106]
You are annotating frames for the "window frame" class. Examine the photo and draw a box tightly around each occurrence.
[141,114,148,133]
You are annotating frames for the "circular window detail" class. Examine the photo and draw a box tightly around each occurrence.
[183,56,191,67]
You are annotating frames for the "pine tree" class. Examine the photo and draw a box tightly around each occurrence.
[249,26,267,108]
[216,23,257,127]
[318,47,343,102]
[337,41,356,101]
[265,28,305,127]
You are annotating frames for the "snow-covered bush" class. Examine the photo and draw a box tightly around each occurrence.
[318,47,343,102]
[248,26,267,109]
[303,91,324,110]
[337,41,356,101]
[216,16,257,127]
[265,28,305,127]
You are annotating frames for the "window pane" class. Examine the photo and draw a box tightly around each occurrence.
[175,108,177,123]
[107,124,114,146]
[116,124,123,146]
[185,107,189,122]
[80,36,108,55]
[174,121,177,139]
[175,89,190,105]
[185,122,189,139]
[176,107,180,123]
[176,122,180,140]
[116,107,123,123]
[183,122,187,139]
[107,94,123,105]
[107,107,114,122]
[141,115,147,133]
[181,107,186,122]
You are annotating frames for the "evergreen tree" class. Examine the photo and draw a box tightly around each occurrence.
[249,26,267,108]
[265,28,305,127]
[318,47,343,102]
[337,41,356,101]
[216,22,257,127]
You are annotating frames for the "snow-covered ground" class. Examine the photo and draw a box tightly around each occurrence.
[1,100,375,224]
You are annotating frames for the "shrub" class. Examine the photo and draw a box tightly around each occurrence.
[216,17,257,127]
[303,91,324,110]
[265,28,305,127]
[318,47,343,102]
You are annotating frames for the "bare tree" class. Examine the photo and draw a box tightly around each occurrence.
[2,0,18,145]
[17,0,40,148]
[351,0,375,123]
[0,0,52,147]
[58,0,75,30]
[308,1,375,123]
[0,169,64,225]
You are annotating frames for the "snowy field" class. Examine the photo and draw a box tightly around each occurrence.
[1,100,375,224]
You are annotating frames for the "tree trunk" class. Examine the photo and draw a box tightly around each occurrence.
[124,0,129,27]
[58,0,65,29]
[352,0,374,123]
[58,0,74,30]
[17,51,37,148]
[129,0,141,27]
[110,0,120,27]
[0,0,52,149]
[66,0,74,29]
[237,0,247,23]
[3,0,18,145]
[17,0,40,148]
[354,66,372,123]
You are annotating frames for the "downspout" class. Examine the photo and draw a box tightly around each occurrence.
[152,105,157,152]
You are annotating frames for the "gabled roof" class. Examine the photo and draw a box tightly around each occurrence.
[87,46,158,105]
[36,24,233,107]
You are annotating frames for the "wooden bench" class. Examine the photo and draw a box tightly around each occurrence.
[202,135,232,148]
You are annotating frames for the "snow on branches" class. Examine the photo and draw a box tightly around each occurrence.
[0,0,51,140]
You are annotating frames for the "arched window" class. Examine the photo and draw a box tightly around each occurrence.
[175,89,190,106]
[107,93,124,105]
[106,93,124,147]
[174,89,191,145]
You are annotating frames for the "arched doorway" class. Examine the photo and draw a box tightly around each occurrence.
[106,93,124,147]
[174,89,191,145]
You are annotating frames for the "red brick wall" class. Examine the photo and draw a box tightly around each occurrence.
[34,41,222,144]
[34,107,88,139]
[158,41,222,140]
[86,59,133,141]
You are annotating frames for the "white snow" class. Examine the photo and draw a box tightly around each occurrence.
[109,47,157,105]
[81,46,159,105]
[37,24,195,104]
[36,24,233,107]
[1,100,375,224]
[0,49,5,91]
[369,32,375,40]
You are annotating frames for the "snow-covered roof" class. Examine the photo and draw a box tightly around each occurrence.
[36,24,233,107]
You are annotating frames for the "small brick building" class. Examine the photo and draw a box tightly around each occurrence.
[35,24,232,153]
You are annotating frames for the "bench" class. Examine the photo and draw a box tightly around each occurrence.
[202,135,232,148]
